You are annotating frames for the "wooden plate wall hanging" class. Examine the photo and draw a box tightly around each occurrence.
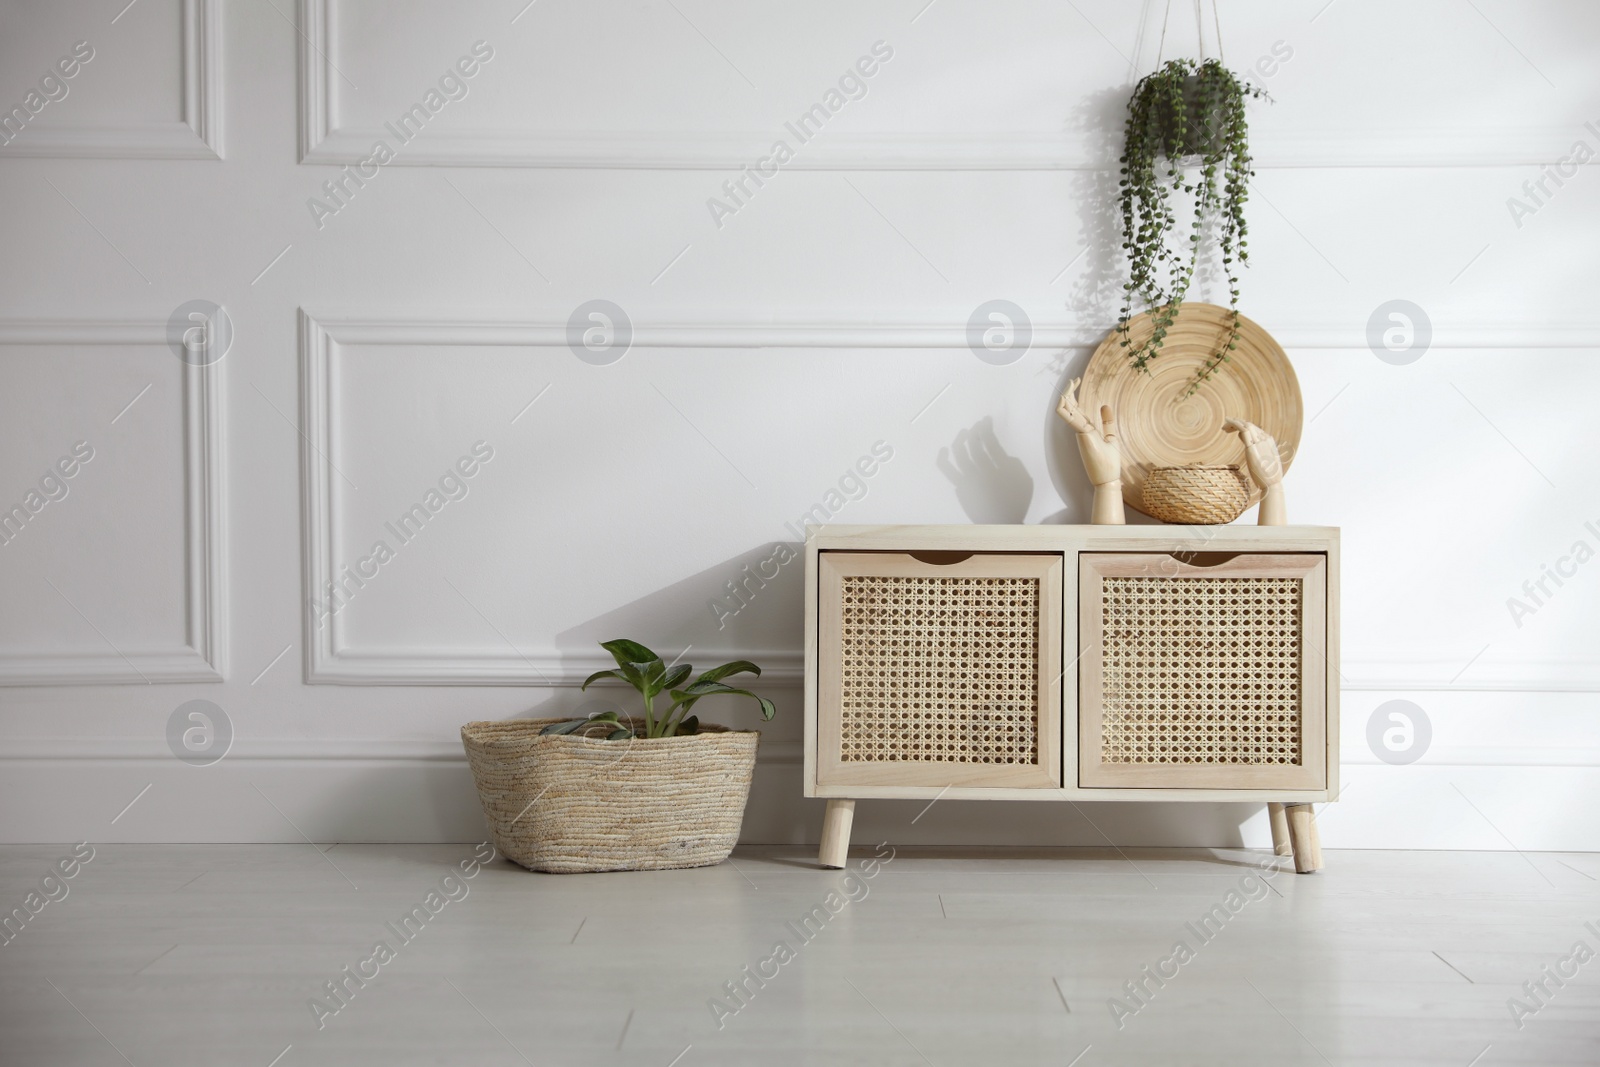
[1079,302,1304,517]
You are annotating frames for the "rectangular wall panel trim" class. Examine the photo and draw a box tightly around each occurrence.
[0,321,226,684]
[297,310,799,685]
[297,315,1600,352]
[1,0,222,160]
[296,0,1594,171]
[299,320,1598,691]
[299,126,1600,171]
[7,737,1600,768]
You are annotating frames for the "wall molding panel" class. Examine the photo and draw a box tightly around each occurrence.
[3,0,222,160]
[300,311,1596,691]
[1345,659,1600,694]
[5,735,1599,769]
[301,125,1600,172]
[298,310,796,686]
[0,736,806,765]
[295,0,1594,171]
[301,314,1600,353]
[295,0,334,165]
[13,701,1600,771]
[0,321,226,685]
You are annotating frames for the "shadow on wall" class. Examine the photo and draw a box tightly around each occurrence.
[1032,77,1140,527]
[552,543,804,675]
[937,416,1034,524]
[1064,82,1137,333]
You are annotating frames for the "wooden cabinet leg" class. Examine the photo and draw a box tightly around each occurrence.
[818,799,856,869]
[1285,803,1323,873]
[1268,803,1292,858]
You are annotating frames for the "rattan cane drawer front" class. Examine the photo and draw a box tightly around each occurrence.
[818,552,1062,789]
[1079,553,1327,790]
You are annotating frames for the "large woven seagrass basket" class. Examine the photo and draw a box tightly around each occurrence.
[460,718,759,873]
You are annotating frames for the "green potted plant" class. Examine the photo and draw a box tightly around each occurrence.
[460,639,774,873]
[1116,57,1267,394]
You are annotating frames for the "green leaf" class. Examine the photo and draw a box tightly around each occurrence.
[640,659,674,698]
[606,728,633,741]
[540,719,589,735]
[659,663,693,693]
[580,669,623,691]
[677,715,698,736]
[585,710,619,724]
[669,683,775,722]
[594,638,669,697]
[601,639,660,670]
[695,660,761,686]
[675,679,737,698]
[611,661,648,694]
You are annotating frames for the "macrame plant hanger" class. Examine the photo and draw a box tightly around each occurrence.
[1154,0,1226,67]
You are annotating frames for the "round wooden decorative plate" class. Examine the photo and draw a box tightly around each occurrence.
[1079,302,1302,516]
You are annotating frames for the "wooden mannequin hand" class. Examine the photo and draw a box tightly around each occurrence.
[1223,418,1282,488]
[1058,377,1125,525]
[1224,417,1286,526]
[1058,378,1122,487]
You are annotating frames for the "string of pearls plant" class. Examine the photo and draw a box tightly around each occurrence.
[1116,57,1268,395]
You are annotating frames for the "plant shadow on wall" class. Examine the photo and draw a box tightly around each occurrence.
[1059,82,1143,363]
[552,547,804,675]
[937,417,1033,524]
[546,447,893,664]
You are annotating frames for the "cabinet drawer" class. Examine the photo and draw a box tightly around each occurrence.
[817,551,1062,789]
[1079,552,1327,790]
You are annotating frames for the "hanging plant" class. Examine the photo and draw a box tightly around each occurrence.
[1116,57,1267,394]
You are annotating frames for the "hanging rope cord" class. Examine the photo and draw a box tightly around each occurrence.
[1154,0,1226,67]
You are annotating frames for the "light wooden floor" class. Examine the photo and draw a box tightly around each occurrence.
[2,843,1598,1066]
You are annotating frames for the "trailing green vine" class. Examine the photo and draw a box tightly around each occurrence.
[1116,58,1267,395]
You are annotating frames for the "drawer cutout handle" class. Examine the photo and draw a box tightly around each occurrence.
[908,550,975,565]
[1168,551,1243,568]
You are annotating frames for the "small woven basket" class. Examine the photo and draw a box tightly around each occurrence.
[460,718,758,874]
[1141,465,1253,525]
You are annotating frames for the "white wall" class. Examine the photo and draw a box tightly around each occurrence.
[1,0,1597,849]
